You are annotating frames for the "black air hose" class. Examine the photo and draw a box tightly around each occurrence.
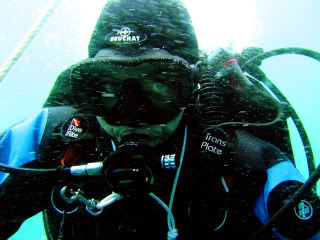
[239,47,320,174]
[0,162,69,175]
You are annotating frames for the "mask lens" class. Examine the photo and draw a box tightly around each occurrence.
[70,59,193,117]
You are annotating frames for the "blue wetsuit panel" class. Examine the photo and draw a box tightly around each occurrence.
[0,109,48,184]
[254,160,306,224]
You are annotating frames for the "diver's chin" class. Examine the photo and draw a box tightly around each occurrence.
[119,131,158,147]
[97,109,185,147]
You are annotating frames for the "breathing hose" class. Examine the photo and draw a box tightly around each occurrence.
[0,162,69,175]
[240,47,320,174]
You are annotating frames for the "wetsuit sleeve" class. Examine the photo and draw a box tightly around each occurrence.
[0,107,78,239]
[0,108,48,184]
[232,130,320,238]
[253,161,306,224]
[254,161,320,239]
[0,109,51,239]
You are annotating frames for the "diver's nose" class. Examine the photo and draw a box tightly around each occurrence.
[114,78,150,114]
[104,77,179,126]
[117,78,145,104]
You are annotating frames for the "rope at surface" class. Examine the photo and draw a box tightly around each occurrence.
[0,0,62,83]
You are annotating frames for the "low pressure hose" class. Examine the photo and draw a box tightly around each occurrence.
[0,162,70,175]
[215,58,283,128]
[239,47,320,174]
[241,47,320,69]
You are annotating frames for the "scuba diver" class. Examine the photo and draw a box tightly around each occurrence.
[0,0,319,239]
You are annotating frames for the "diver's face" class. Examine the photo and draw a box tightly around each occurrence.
[70,55,193,146]
[94,61,188,146]
[97,109,184,147]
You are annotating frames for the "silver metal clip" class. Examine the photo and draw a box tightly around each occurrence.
[60,186,103,216]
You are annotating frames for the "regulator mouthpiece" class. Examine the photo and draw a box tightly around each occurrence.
[103,139,153,195]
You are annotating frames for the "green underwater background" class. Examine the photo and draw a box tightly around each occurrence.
[0,0,319,239]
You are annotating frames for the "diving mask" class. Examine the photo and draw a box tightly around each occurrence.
[70,56,194,126]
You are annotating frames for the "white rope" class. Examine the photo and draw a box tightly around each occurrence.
[167,126,187,221]
[147,126,188,240]
[148,193,179,240]
[0,0,62,83]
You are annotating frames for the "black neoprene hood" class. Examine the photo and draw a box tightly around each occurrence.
[88,0,199,64]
